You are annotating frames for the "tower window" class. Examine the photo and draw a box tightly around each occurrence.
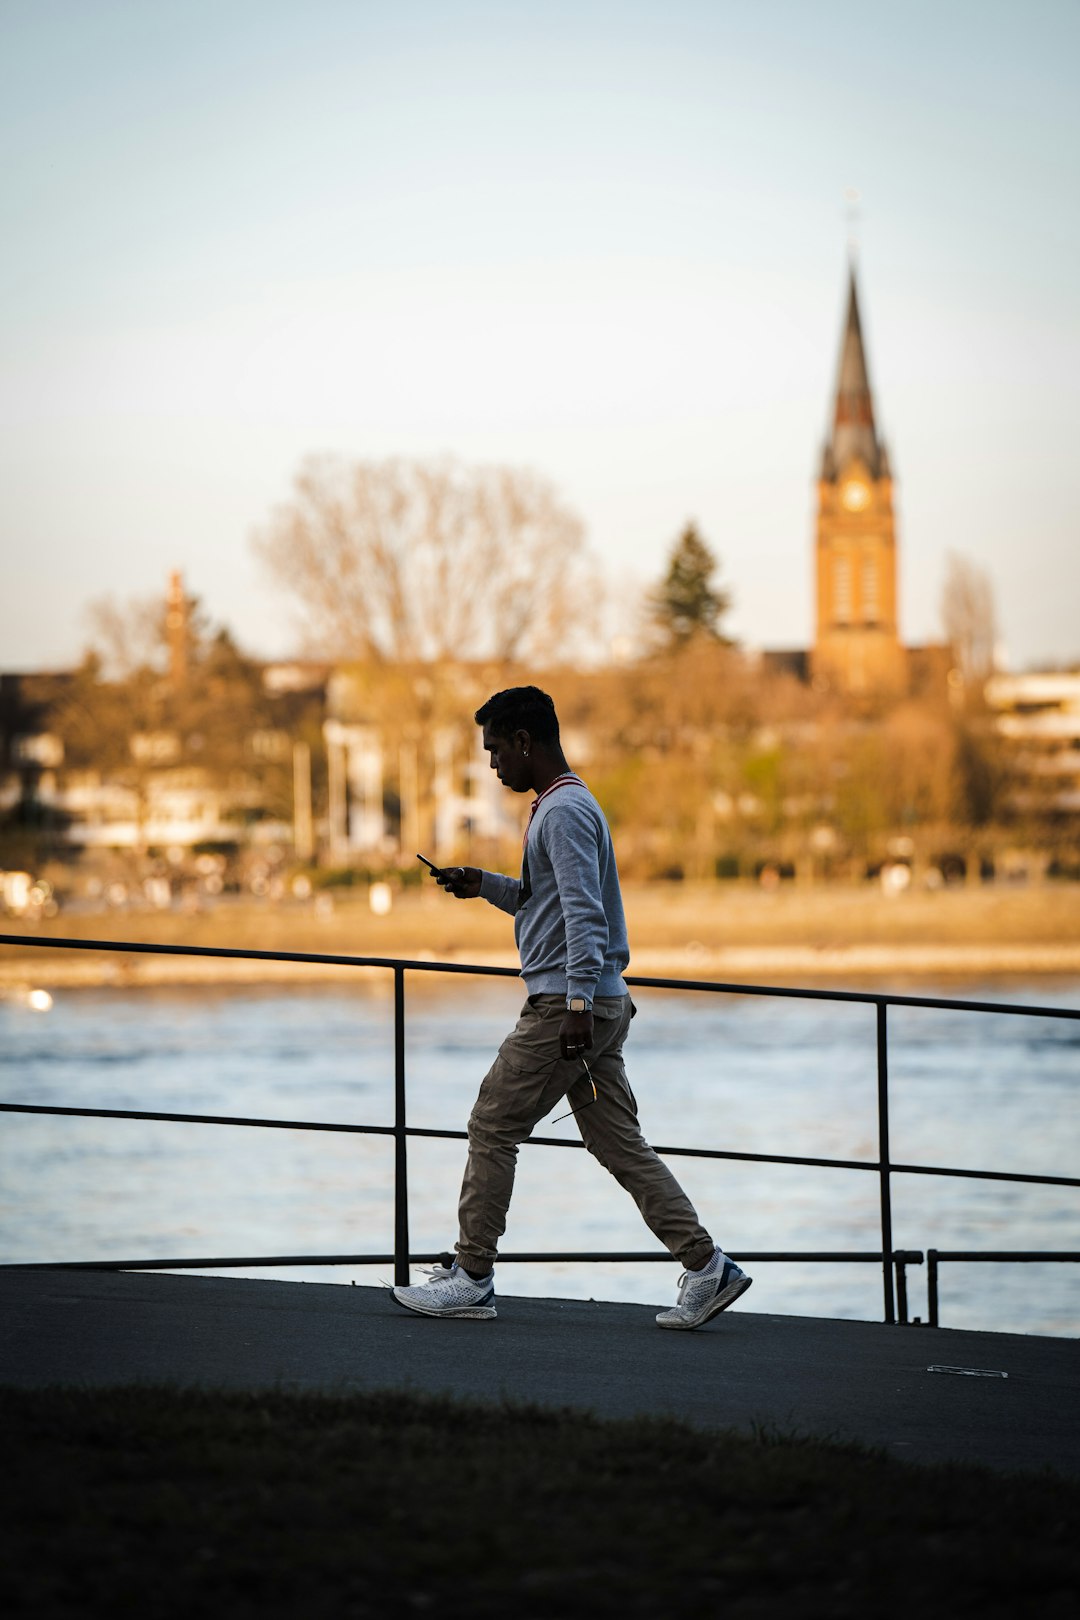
[862,557,879,622]
[834,556,852,623]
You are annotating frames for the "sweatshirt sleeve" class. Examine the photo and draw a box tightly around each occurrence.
[539,801,607,1003]
[479,870,521,915]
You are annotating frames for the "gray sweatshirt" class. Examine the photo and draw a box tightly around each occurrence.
[479,777,629,1003]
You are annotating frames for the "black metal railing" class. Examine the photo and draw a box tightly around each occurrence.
[2,931,1078,1329]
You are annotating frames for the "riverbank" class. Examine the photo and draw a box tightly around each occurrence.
[2,874,1080,984]
[3,882,1080,987]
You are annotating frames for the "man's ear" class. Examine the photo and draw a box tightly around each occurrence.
[515,729,532,754]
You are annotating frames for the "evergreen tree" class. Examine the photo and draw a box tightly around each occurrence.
[649,522,732,648]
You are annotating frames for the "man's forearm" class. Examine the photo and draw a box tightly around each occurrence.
[478,871,520,916]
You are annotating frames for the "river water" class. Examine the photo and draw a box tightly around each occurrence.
[1,974,1077,1337]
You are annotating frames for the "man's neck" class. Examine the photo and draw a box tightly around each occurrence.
[530,751,574,796]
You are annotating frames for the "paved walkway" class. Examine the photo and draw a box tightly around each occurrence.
[2,1269,1076,1479]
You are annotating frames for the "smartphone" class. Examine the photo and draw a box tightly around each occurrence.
[418,853,466,886]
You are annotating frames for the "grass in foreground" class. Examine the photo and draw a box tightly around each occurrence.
[2,1385,1078,1618]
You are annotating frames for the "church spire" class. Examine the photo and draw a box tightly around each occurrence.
[821,264,885,481]
[166,570,189,688]
[812,258,905,699]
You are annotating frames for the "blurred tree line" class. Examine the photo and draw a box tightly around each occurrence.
[554,629,1011,883]
[3,454,1067,886]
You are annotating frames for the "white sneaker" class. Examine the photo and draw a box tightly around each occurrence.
[655,1250,752,1330]
[392,1261,497,1320]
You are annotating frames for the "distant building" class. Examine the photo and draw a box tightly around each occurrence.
[165,570,189,688]
[323,663,520,863]
[812,266,906,697]
[758,648,809,684]
[763,265,948,699]
[0,594,331,865]
[985,670,1080,815]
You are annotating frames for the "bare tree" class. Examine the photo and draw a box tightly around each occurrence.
[253,455,593,664]
[84,595,172,681]
[942,552,997,685]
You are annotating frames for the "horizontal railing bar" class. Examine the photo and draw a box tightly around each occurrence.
[0,1102,884,1174]
[0,1249,927,1272]
[0,1101,396,1136]
[628,975,1080,1020]
[4,1102,1077,1188]
[0,932,516,980]
[406,1123,884,1173]
[438,1250,929,1265]
[926,1251,1080,1262]
[645,1149,1079,1187]
[891,1161,1080,1188]
[3,932,1079,1019]
[0,1256,401,1271]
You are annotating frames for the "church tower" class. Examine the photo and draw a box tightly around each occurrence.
[165,570,189,688]
[812,267,905,697]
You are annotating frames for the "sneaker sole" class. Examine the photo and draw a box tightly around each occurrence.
[656,1274,753,1331]
[391,1289,497,1320]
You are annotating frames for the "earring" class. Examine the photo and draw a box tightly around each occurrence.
[524,749,530,758]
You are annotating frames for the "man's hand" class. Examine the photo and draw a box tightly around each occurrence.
[434,865,482,900]
[559,1009,594,1061]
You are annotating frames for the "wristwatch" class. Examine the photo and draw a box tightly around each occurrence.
[567,995,590,1013]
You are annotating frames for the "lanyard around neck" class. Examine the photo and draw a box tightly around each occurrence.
[523,773,581,847]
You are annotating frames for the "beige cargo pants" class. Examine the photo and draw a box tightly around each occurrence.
[456,993,715,1275]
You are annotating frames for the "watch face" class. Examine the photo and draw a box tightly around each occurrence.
[841,479,870,512]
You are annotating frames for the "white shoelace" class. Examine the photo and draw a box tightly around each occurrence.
[421,1263,456,1285]
[383,1262,462,1293]
[424,1263,491,1292]
[675,1257,721,1302]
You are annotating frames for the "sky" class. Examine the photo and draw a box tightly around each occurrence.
[1,0,1078,673]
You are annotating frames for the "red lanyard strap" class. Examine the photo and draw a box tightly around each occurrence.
[523,773,582,847]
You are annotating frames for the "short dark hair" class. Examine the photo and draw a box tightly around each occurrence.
[474,685,560,745]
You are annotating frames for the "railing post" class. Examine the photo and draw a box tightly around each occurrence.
[876,1000,896,1324]
[928,1250,939,1328]
[895,1255,908,1325]
[393,965,410,1287]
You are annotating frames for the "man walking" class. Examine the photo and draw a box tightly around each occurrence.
[393,685,751,1330]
